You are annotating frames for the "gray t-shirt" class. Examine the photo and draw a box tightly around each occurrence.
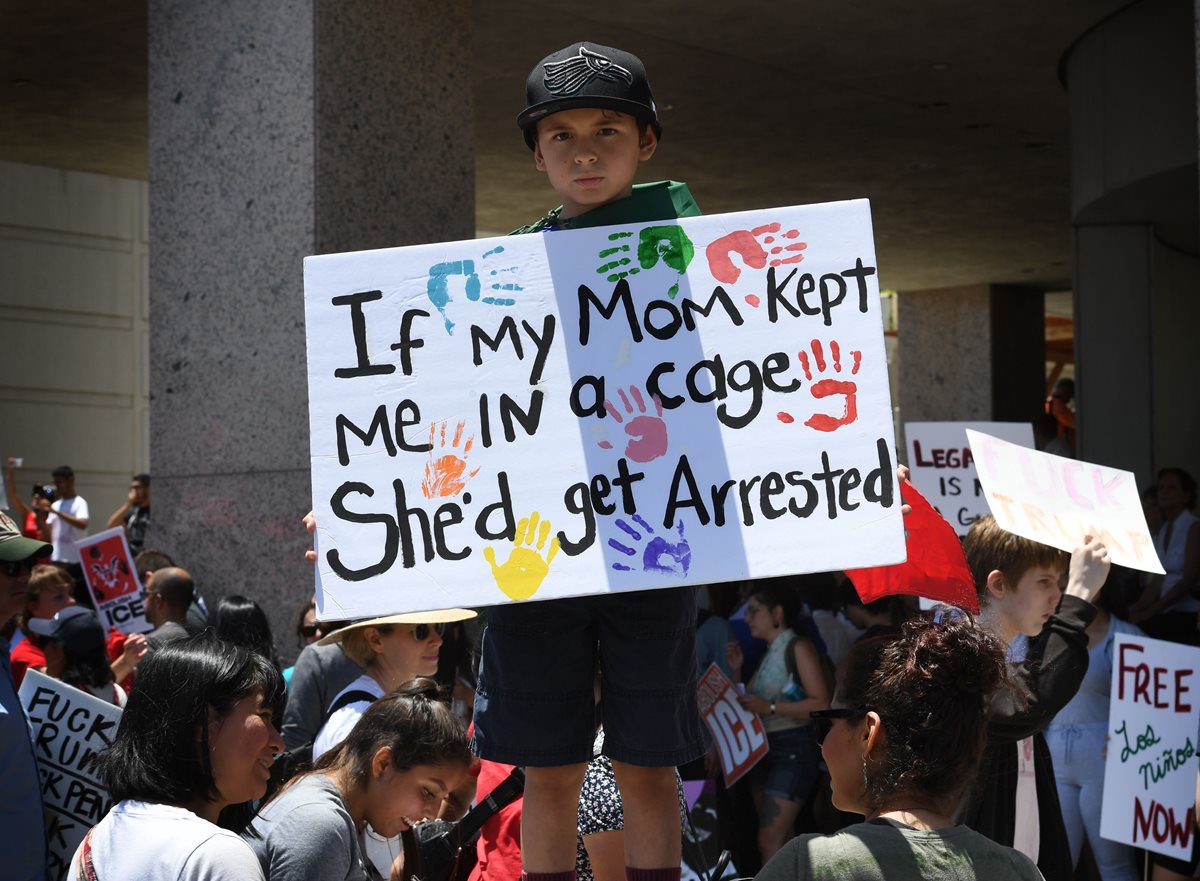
[245,774,374,881]
[755,820,1044,881]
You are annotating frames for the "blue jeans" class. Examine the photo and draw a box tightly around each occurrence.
[1045,722,1139,881]
[749,726,819,803]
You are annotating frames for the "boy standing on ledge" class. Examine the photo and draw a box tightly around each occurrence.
[469,42,704,881]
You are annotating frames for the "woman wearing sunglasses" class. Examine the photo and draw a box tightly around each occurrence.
[313,610,476,762]
[757,611,1043,881]
[312,610,477,877]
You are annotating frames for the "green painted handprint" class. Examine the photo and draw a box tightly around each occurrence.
[595,225,695,299]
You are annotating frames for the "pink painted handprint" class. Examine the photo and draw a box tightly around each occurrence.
[777,340,862,432]
[706,222,807,284]
[598,386,669,463]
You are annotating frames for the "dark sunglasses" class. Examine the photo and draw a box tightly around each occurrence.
[1,558,40,578]
[412,622,446,642]
[299,624,321,638]
[810,707,867,744]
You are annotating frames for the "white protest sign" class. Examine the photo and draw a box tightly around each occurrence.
[1101,635,1200,859]
[18,670,122,880]
[904,421,1034,537]
[76,527,151,634]
[305,200,905,619]
[966,430,1164,574]
[696,663,769,786]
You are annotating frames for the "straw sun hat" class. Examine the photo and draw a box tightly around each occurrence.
[316,608,477,647]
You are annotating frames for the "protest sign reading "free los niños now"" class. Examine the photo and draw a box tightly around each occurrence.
[305,201,905,619]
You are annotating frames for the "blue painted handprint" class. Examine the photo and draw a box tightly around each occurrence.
[426,245,523,335]
[607,514,692,576]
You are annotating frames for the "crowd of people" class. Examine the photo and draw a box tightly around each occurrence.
[2,460,1195,881]
[3,37,1198,881]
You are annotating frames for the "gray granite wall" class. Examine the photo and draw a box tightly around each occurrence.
[149,0,473,660]
[897,285,993,431]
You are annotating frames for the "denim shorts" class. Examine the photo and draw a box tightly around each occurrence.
[749,726,819,803]
[470,586,704,768]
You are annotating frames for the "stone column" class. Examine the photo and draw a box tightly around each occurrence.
[897,284,1045,452]
[1072,226,1154,479]
[149,0,473,656]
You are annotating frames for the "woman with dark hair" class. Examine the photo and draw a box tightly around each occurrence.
[1131,467,1200,645]
[727,579,831,862]
[756,612,1041,881]
[245,678,472,881]
[214,594,279,667]
[67,634,285,880]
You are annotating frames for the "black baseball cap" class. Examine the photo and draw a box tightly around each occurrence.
[517,42,663,150]
[28,605,106,655]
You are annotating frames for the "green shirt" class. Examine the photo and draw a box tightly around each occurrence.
[511,180,700,234]
[755,821,1045,881]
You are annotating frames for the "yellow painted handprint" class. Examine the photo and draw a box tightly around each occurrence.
[484,512,560,601]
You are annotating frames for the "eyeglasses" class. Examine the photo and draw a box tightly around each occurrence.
[299,624,321,639]
[1,558,39,578]
[139,588,159,601]
[810,707,867,744]
[412,623,446,642]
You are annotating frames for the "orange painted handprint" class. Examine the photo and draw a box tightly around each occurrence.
[421,420,480,499]
[706,222,807,284]
[484,512,560,601]
[777,340,862,432]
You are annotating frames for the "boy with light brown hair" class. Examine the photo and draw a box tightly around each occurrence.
[962,515,1110,881]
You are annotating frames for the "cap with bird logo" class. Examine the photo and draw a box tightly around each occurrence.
[517,42,662,150]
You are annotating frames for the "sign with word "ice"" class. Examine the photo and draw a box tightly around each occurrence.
[697,663,769,786]
[967,430,1164,574]
[18,670,122,880]
[77,527,151,634]
[305,201,904,618]
[1102,635,1200,860]
[904,422,1034,537]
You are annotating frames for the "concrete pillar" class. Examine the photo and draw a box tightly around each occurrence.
[1064,0,1200,485]
[897,284,1045,448]
[148,0,473,655]
[1072,226,1154,480]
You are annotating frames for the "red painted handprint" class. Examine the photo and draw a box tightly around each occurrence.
[597,385,669,463]
[421,420,480,499]
[777,340,862,431]
[705,222,807,284]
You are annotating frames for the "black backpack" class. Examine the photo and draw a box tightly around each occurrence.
[268,688,377,794]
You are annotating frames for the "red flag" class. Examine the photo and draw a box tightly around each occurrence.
[845,480,978,614]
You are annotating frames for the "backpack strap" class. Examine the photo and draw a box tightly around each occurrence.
[327,688,378,717]
[76,827,100,881]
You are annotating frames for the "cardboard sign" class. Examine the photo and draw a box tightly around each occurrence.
[966,430,1164,574]
[18,670,122,880]
[76,527,151,634]
[1101,635,1200,859]
[905,421,1035,537]
[696,663,769,785]
[304,200,905,619]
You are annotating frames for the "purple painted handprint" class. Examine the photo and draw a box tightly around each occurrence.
[607,514,691,576]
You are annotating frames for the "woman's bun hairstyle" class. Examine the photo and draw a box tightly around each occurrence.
[841,612,1011,812]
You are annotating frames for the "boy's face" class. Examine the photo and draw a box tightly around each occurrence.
[987,564,1065,643]
[533,107,657,219]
